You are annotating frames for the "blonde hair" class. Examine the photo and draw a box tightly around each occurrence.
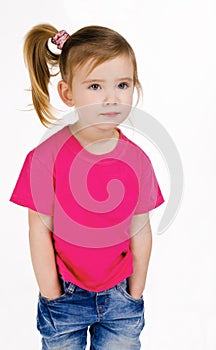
[24,23,142,127]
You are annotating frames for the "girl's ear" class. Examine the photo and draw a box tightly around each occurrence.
[57,80,74,107]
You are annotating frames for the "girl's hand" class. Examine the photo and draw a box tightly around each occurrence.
[129,292,143,300]
[40,291,63,300]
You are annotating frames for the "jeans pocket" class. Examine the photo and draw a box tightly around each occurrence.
[37,280,76,336]
[39,279,76,304]
[39,292,67,303]
[116,280,144,304]
[37,296,57,337]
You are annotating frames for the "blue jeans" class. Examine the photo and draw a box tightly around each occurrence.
[37,277,145,349]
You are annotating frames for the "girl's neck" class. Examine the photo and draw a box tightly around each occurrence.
[69,123,120,155]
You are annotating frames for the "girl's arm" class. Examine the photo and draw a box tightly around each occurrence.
[128,213,152,299]
[28,209,62,299]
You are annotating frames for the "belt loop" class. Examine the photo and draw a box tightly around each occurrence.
[116,278,127,290]
[67,282,76,293]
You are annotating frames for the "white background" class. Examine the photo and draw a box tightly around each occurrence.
[1,0,216,349]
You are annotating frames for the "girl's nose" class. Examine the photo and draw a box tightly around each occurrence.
[103,89,119,105]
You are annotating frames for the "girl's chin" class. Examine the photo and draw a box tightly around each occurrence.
[95,122,119,130]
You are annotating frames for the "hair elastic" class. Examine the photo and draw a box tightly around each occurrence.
[51,30,70,50]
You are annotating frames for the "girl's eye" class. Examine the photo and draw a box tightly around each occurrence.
[118,82,129,89]
[89,84,101,90]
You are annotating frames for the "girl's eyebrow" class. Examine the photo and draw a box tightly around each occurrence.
[117,77,133,82]
[82,79,105,84]
[82,77,133,84]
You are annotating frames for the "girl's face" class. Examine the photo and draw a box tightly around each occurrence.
[60,55,135,131]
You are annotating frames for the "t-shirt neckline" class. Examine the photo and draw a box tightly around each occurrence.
[64,124,129,164]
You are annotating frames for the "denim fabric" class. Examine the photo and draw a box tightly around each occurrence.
[37,277,145,349]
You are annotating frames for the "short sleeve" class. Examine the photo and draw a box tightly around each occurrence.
[9,150,55,216]
[134,154,165,214]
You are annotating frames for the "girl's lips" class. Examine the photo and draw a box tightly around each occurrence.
[101,112,120,117]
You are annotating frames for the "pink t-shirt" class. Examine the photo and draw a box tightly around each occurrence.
[10,126,164,291]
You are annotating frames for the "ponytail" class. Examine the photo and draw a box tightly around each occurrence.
[23,24,60,126]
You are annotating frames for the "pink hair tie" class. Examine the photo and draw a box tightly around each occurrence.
[51,30,70,50]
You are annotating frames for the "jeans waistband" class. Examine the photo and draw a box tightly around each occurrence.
[59,275,128,294]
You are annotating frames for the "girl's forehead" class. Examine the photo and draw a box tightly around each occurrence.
[75,56,134,80]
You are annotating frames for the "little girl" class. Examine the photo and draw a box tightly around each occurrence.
[10,24,164,349]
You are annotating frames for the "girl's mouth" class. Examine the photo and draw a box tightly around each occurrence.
[101,112,120,117]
